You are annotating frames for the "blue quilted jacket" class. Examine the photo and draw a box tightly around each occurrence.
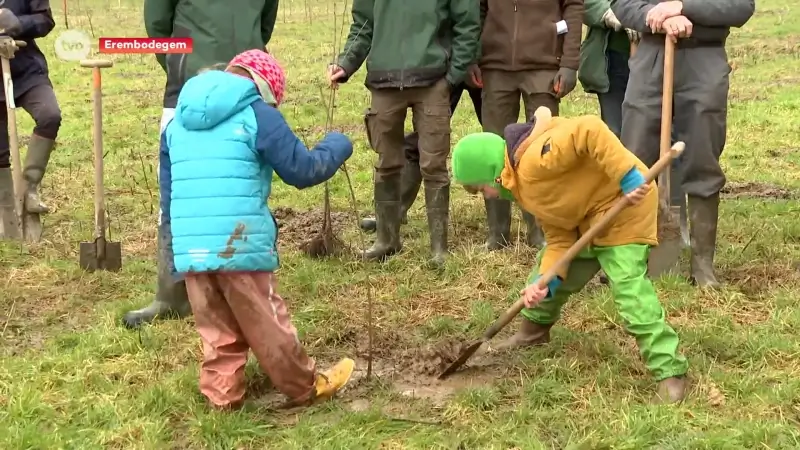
[159,70,353,276]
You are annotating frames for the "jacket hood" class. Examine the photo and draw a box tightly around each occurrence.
[175,71,262,131]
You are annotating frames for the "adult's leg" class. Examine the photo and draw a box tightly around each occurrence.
[673,46,730,288]
[519,70,560,248]
[480,70,521,250]
[185,273,249,409]
[465,84,483,125]
[597,49,629,137]
[620,38,663,168]
[495,248,601,350]
[595,244,689,403]
[363,90,408,261]
[18,85,62,214]
[122,108,191,328]
[413,78,452,266]
[0,105,13,237]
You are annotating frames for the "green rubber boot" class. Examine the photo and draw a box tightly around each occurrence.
[521,210,545,248]
[122,229,191,328]
[424,184,449,268]
[484,197,512,251]
[688,194,721,288]
[360,160,422,232]
[362,174,402,261]
[23,135,55,214]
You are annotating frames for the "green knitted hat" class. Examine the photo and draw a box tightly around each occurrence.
[452,132,514,200]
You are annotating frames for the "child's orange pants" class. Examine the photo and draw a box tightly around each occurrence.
[185,272,316,408]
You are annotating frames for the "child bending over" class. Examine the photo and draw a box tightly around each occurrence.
[159,49,355,409]
[450,107,689,404]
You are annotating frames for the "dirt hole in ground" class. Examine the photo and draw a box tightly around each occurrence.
[272,207,351,251]
[721,182,796,200]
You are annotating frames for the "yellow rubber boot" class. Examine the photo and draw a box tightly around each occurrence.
[314,358,355,402]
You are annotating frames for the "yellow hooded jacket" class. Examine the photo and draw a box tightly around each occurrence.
[500,108,658,280]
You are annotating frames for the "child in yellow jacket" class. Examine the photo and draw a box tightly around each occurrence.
[451,107,689,404]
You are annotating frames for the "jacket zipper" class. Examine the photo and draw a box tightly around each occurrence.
[512,0,519,69]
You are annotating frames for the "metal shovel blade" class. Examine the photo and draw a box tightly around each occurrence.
[648,204,683,278]
[79,238,122,272]
[438,339,484,380]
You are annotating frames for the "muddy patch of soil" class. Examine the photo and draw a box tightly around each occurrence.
[721,182,796,200]
[395,339,471,377]
[272,207,351,250]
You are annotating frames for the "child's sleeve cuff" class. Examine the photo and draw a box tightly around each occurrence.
[620,167,646,194]
[533,275,563,298]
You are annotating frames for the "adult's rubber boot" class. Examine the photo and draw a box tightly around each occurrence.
[653,376,688,404]
[23,135,55,214]
[688,194,720,288]
[424,184,449,267]
[362,174,402,261]
[484,197,512,250]
[122,230,191,328]
[492,319,552,351]
[0,167,16,237]
[360,161,422,232]
[521,211,545,248]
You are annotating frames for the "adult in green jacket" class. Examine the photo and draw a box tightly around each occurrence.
[329,0,480,267]
[578,0,689,256]
[122,0,280,329]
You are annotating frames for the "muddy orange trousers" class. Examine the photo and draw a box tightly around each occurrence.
[185,272,316,407]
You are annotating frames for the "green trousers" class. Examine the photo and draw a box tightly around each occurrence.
[522,244,689,381]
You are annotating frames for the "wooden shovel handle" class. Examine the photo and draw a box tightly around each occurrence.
[481,142,686,341]
[659,37,675,203]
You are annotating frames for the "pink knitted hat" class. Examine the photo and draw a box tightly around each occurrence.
[228,49,286,106]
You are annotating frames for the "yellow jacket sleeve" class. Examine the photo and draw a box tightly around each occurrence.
[539,115,643,184]
[538,224,579,282]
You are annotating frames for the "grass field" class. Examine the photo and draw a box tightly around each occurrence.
[1,0,800,448]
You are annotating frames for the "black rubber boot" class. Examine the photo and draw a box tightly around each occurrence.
[23,135,55,214]
[484,197,512,251]
[688,194,721,288]
[424,184,449,268]
[521,211,545,248]
[122,229,191,329]
[0,167,16,238]
[492,319,552,351]
[363,174,402,261]
[360,161,422,232]
[653,376,689,404]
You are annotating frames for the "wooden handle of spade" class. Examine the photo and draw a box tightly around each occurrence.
[659,37,675,204]
[81,59,113,241]
[480,142,686,341]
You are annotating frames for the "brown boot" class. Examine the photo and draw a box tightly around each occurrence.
[652,376,688,404]
[492,319,552,351]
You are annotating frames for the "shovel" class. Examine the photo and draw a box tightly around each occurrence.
[647,37,683,278]
[438,142,686,380]
[79,59,121,272]
[0,37,43,242]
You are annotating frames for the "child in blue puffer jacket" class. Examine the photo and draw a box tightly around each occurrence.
[159,49,355,410]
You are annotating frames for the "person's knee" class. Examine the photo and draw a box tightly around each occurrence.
[32,105,62,140]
